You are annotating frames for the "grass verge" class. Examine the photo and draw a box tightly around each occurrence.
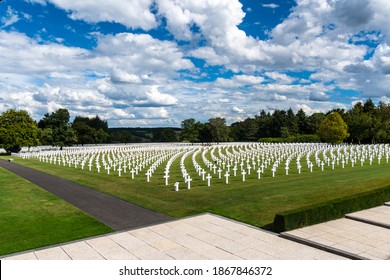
[6,156,390,230]
[0,166,113,256]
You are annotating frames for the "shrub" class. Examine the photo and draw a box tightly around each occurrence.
[273,186,390,232]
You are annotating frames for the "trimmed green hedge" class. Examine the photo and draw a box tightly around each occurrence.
[273,186,390,232]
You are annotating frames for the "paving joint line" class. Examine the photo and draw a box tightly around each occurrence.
[345,215,390,229]
[279,233,369,260]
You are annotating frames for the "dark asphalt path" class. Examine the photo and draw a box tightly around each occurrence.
[0,159,173,231]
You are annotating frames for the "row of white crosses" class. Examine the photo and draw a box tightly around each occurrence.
[18,143,390,190]
[177,143,390,188]
[24,143,195,178]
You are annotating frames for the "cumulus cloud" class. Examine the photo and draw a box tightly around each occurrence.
[215,75,264,88]
[0,31,90,76]
[137,107,169,119]
[371,44,390,75]
[96,33,193,79]
[343,62,374,74]
[47,0,157,30]
[133,86,178,107]
[4,0,390,126]
[271,93,287,101]
[111,68,142,84]
[265,72,295,84]
[232,106,244,113]
[335,0,374,27]
[309,92,329,102]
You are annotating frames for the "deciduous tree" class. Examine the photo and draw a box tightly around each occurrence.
[0,109,40,153]
[317,112,349,144]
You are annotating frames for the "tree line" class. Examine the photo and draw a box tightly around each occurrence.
[0,99,389,153]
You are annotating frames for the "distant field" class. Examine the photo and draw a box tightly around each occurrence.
[0,166,113,256]
[5,143,390,229]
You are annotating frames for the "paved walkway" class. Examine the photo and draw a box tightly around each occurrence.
[0,160,172,231]
[2,214,347,260]
[282,205,390,260]
[3,205,389,260]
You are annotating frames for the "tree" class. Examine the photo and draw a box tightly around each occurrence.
[72,115,109,145]
[180,118,203,142]
[269,110,288,137]
[38,108,76,148]
[317,112,349,144]
[72,121,95,145]
[207,118,230,142]
[296,109,309,134]
[345,102,371,144]
[363,98,375,114]
[307,113,325,134]
[256,110,272,138]
[153,128,179,142]
[0,109,40,153]
[108,129,133,143]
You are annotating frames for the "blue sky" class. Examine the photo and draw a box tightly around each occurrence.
[1,0,390,127]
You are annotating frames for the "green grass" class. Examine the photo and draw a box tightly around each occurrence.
[6,154,390,230]
[0,166,113,256]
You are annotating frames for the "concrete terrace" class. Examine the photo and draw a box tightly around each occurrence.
[3,203,390,260]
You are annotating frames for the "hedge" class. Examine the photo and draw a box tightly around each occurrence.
[272,185,390,232]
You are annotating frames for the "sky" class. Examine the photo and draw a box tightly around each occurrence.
[1,0,390,127]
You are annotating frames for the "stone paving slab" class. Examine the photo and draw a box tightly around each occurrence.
[1,214,346,260]
[284,218,390,260]
[345,206,390,229]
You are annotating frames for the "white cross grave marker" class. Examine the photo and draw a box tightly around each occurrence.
[241,170,246,182]
[186,176,192,190]
[130,169,135,179]
[225,172,230,184]
[206,173,212,187]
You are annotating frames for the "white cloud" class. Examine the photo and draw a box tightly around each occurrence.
[215,75,264,88]
[271,93,287,101]
[4,0,390,126]
[134,86,178,107]
[1,7,20,28]
[232,106,244,113]
[0,31,90,76]
[335,0,374,27]
[219,98,230,103]
[137,108,169,119]
[265,72,295,84]
[262,4,279,9]
[112,109,135,119]
[47,0,156,30]
[111,68,142,84]
[371,44,390,75]
[309,92,328,102]
[96,33,193,79]
[25,0,47,5]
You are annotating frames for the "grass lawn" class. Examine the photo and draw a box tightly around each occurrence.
[0,166,113,256]
[6,153,390,230]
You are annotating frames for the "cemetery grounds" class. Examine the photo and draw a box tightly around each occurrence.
[1,142,390,256]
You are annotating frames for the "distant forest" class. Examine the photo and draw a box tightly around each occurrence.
[1,99,390,153]
[43,99,390,145]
